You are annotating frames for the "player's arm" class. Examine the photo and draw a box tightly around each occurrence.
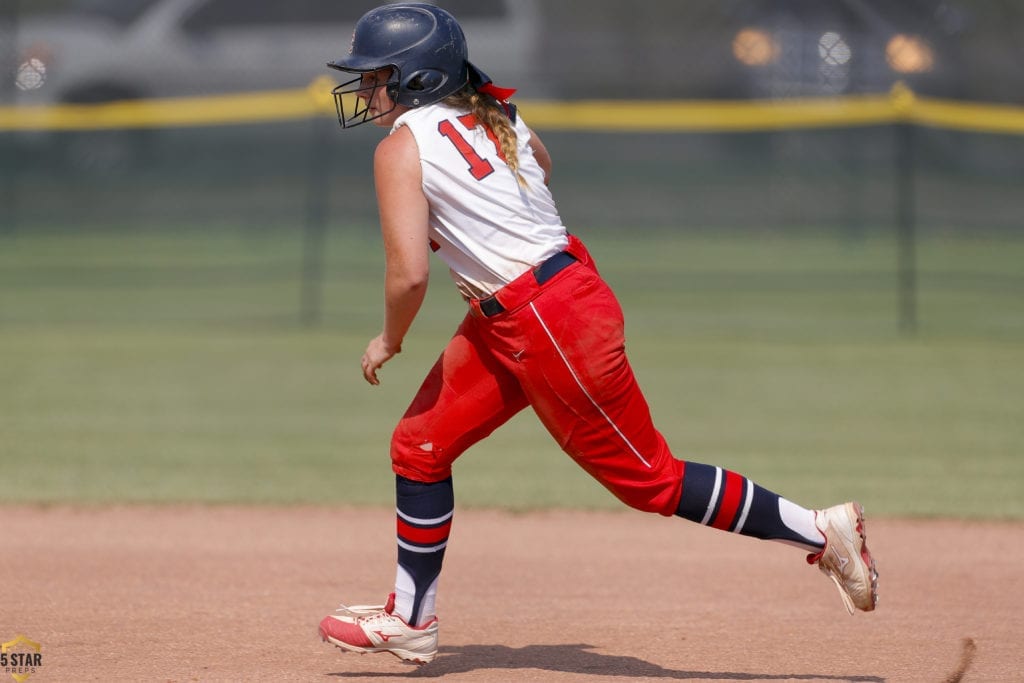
[362,126,430,385]
[527,128,552,185]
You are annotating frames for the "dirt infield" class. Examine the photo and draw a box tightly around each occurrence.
[1,506,1021,682]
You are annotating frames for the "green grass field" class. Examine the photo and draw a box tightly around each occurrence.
[1,227,1021,518]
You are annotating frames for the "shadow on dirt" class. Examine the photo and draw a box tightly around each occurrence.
[327,643,885,680]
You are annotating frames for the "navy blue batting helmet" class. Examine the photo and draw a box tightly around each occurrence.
[327,3,470,127]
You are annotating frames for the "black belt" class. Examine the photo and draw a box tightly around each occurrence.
[479,251,578,317]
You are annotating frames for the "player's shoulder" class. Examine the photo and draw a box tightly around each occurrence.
[375,124,418,168]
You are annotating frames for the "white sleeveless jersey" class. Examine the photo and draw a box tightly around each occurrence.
[392,102,569,299]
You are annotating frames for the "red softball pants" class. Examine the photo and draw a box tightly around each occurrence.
[390,236,686,515]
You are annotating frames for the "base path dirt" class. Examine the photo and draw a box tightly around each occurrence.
[1,506,1021,682]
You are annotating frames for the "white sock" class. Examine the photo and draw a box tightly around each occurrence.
[393,566,415,623]
[778,498,826,552]
[392,567,439,626]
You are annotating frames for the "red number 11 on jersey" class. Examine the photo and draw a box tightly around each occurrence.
[438,114,506,181]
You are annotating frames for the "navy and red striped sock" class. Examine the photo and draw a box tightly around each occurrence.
[393,475,453,626]
[675,462,824,551]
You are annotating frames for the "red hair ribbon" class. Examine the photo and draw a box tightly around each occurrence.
[478,81,517,102]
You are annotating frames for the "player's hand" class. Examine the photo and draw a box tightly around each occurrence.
[361,334,401,385]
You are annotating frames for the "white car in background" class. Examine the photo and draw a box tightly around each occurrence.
[13,0,543,104]
[11,0,542,170]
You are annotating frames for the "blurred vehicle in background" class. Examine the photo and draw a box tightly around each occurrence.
[10,0,543,170]
[13,0,543,104]
[539,0,967,101]
[729,0,967,100]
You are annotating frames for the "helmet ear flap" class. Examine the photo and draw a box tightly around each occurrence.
[399,69,451,106]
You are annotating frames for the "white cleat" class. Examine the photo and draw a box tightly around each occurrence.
[809,502,879,614]
[319,593,438,665]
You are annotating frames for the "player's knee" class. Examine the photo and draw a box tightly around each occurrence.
[390,425,453,482]
[603,473,683,516]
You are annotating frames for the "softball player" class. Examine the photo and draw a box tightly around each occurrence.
[319,3,878,665]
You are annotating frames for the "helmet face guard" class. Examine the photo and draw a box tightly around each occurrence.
[331,71,400,129]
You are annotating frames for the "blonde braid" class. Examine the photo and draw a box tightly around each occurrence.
[444,88,528,188]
